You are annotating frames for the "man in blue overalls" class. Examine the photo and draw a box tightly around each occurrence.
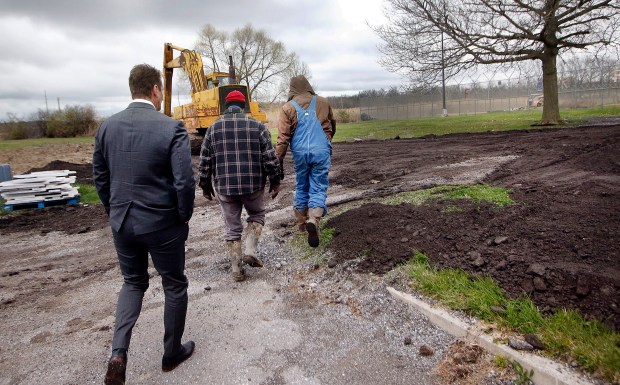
[276,75,336,247]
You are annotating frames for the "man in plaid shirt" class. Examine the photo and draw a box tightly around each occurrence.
[199,90,282,282]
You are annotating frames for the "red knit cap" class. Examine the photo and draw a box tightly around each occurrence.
[225,90,245,103]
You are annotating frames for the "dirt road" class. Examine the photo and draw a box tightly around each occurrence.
[1,121,618,384]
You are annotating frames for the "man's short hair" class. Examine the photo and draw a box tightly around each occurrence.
[129,64,162,98]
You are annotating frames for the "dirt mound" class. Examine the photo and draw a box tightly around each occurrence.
[0,204,108,235]
[327,124,620,331]
[27,160,94,185]
[327,185,619,330]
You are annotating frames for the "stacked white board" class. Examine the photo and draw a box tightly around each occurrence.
[0,170,80,207]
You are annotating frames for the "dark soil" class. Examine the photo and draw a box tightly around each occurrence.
[190,135,203,156]
[0,204,107,235]
[3,121,619,331]
[327,123,620,330]
[2,160,105,234]
[27,160,94,184]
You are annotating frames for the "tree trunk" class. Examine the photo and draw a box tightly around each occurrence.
[540,55,561,125]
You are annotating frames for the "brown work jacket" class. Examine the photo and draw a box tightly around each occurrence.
[276,77,336,159]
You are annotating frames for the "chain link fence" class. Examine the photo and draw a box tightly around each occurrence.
[360,66,620,120]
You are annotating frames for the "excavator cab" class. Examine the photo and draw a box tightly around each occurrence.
[210,74,237,88]
[163,43,267,135]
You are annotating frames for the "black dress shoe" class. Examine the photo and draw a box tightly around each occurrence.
[104,355,127,385]
[162,341,195,372]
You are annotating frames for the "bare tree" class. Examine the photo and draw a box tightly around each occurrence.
[195,24,227,72]
[374,0,620,124]
[271,53,313,103]
[194,24,311,102]
[559,53,618,87]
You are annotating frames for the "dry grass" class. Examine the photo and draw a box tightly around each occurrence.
[263,104,282,129]
[334,107,361,123]
[434,341,518,384]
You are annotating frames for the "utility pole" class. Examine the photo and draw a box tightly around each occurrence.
[441,31,447,117]
[441,3,448,117]
[57,97,61,112]
[44,90,49,116]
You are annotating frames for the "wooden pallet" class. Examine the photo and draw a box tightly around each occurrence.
[2,197,80,212]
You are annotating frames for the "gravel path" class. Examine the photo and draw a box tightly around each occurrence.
[0,194,456,385]
[9,124,609,384]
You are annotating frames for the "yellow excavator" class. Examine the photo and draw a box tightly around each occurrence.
[163,42,267,135]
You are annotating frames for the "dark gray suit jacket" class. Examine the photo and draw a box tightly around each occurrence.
[93,102,195,235]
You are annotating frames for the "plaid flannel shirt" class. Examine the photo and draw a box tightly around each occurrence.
[199,106,280,196]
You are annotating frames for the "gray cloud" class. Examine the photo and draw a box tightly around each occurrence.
[0,0,335,33]
[0,0,402,120]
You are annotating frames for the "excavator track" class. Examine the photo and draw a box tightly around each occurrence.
[189,133,204,156]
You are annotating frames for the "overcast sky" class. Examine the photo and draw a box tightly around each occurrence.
[0,0,403,120]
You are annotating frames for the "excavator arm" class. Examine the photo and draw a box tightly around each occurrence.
[163,43,208,117]
[162,42,267,133]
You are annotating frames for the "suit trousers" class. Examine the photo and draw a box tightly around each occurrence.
[111,216,189,358]
[218,188,265,241]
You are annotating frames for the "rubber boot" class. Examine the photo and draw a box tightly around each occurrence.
[306,207,324,248]
[243,222,264,267]
[293,208,308,232]
[226,240,245,282]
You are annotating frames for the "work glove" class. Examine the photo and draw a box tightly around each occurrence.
[200,177,215,201]
[268,177,282,199]
[278,157,285,180]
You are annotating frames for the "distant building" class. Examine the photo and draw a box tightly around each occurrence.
[612,69,620,83]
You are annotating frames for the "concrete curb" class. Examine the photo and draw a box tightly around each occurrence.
[387,286,596,385]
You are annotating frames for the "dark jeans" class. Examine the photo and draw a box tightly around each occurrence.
[111,216,189,358]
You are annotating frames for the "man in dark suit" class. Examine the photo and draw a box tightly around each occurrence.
[93,63,196,385]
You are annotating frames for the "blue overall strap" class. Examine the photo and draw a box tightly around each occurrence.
[288,100,304,143]
[290,95,317,116]
[308,95,317,113]
[289,99,304,116]
[289,95,326,153]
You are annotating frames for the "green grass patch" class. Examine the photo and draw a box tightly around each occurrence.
[0,186,100,215]
[560,104,620,120]
[333,105,620,142]
[0,136,94,150]
[268,105,620,145]
[442,204,464,213]
[335,112,536,142]
[289,202,367,263]
[406,251,507,321]
[76,184,100,204]
[384,184,513,207]
[404,251,620,381]
[0,198,8,216]
[511,361,535,385]
[291,225,335,264]
[493,355,510,370]
[541,310,620,377]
